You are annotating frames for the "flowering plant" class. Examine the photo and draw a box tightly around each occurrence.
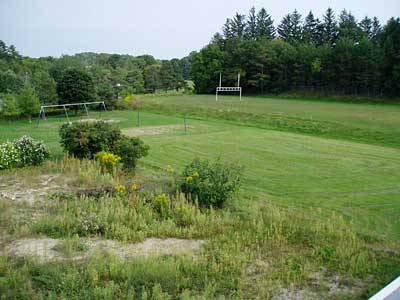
[95,151,121,173]
[12,135,49,166]
[0,136,49,170]
[153,193,172,219]
[179,158,243,208]
[114,184,126,196]
[0,142,20,170]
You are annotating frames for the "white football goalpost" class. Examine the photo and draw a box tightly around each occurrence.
[36,101,107,126]
[216,73,242,101]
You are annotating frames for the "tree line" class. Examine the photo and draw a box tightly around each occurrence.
[190,7,400,96]
[1,6,399,120]
[0,42,191,119]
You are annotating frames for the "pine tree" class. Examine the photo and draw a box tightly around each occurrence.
[223,13,246,38]
[338,9,363,41]
[303,11,322,44]
[231,13,246,37]
[223,18,233,39]
[359,17,373,38]
[256,8,275,40]
[322,8,338,46]
[245,7,258,40]
[291,10,303,43]
[278,14,292,42]
[371,17,383,40]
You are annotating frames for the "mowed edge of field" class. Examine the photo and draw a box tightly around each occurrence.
[139,94,400,148]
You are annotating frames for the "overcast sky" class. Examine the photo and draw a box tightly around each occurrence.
[0,0,399,59]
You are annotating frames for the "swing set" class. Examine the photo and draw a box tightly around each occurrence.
[36,101,107,126]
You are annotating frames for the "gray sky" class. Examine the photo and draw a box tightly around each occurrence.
[0,0,399,59]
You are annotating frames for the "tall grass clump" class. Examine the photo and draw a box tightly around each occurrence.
[178,158,243,208]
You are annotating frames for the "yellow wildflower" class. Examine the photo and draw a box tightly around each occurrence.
[186,176,193,182]
[130,183,137,191]
[114,184,126,196]
[165,165,175,173]
[192,171,199,177]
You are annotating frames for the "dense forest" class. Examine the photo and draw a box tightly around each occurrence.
[191,7,400,96]
[0,7,400,119]
[0,43,191,118]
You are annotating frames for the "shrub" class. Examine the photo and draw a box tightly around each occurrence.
[12,135,49,166]
[114,136,149,171]
[0,142,20,170]
[0,136,49,170]
[179,158,243,207]
[95,151,121,173]
[59,121,121,158]
[153,193,172,219]
[59,121,149,171]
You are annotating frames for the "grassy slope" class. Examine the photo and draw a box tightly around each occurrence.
[1,96,399,240]
[140,94,400,148]
[141,121,400,239]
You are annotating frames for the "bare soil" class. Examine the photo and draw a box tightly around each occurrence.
[122,125,189,136]
[4,237,205,263]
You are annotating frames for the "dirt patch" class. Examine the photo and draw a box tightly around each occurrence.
[275,270,367,299]
[4,237,205,263]
[0,174,63,204]
[74,118,120,124]
[90,238,205,259]
[5,238,62,263]
[275,288,320,300]
[122,125,188,136]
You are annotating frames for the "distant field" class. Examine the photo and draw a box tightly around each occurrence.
[1,95,399,240]
[140,94,400,148]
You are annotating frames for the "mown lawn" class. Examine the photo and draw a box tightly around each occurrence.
[139,94,400,148]
[1,95,399,240]
[140,121,400,240]
[1,96,400,299]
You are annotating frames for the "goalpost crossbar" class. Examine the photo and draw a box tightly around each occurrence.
[215,73,242,101]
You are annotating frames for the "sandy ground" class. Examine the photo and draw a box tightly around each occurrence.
[122,125,190,136]
[4,237,205,263]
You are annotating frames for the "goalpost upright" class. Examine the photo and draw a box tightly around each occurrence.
[216,73,242,101]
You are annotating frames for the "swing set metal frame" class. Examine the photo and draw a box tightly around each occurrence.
[36,101,107,126]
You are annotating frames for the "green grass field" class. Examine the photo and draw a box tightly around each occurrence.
[2,94,400,298]
[1,94,400,241]
[141,94,400,148]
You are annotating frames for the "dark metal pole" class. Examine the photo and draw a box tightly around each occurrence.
[137,109,140,127]
[63,105,70,123]
[36,108,42,127]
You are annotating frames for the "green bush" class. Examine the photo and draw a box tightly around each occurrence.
[179,158,243,208]
[0,136,49,170]
[59,121,149,171]
[0,141,20,170]
[13,135,49,166]
[114,136,149,171]
[59,121,121,158]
